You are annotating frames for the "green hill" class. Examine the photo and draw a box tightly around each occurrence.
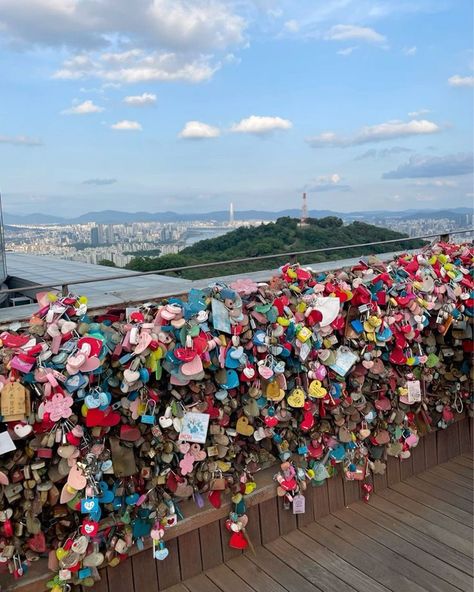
[125,217,425,280]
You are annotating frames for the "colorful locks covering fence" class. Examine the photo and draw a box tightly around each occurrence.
[0,241,472,588]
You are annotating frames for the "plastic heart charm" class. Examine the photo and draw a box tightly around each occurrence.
[287,388,305,408]
[80,520,99,537]
[229,531,248,550]
[308,380,327,399]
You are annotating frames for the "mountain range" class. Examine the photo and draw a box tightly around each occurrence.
[3,207,472,226]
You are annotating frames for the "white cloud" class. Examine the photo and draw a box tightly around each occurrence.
[123,92,157,106]
[54,50,219,84]
[179,121,220,139]
[408,108,431,117]
[305,173,351,192]
[61,99,104,115]
[0,134,42,146]
[448,74,474,88]
[0,0,246,51]
[307,119,440,148]
[403,46,417,56]
[413,179,458,187]
[230,115,292,136]
[110,120,142,131]
[324,24,385,44]
[284,19,300,33]
[337,46,357,56]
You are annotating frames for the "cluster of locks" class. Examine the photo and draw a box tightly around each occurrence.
[0,241,472,589]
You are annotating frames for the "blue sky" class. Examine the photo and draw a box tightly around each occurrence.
[0,0,473,216]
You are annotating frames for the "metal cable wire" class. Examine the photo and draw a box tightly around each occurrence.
[0,227,472,295]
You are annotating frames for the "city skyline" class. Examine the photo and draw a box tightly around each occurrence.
[1,0,473,216]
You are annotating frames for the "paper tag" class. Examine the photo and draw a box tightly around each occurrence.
[1,383,27,419]
[0,431,16,455]
[292,494,306,514]
[407,380,422,403]
[179,412,210,444]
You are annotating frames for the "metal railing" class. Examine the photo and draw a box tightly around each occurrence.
[1,228,472,297]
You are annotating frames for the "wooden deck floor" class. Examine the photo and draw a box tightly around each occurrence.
[164,454,473,592]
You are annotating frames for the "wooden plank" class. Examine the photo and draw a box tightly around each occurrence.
[157,537,182,590]
[258,497,280,544]
[219,518,241,561]
[296,486,315,529]
[247,545,320,592]
[106,556,134,592]
[338,507,472,592]
[399,454,413,481]
[378,488,473,542]
[411,438,426,475]
[416,468,473,501]
[206,565,254,592]
[312,483,330,519]
[342,477,360,506]
[452,456,473,468]
[277,494,297,535]
[319,513,460,592]
[267,535,359,592]
[226,555,288,592]
[302,521,427,592]
[389,481,473,525]
[283,529,390,592]
[180,574,223,592]
[178,529,203,580]
[428,465,473,489]
[424,431,437,468]
[440,460,472,479]
[447,423,461,459]
[244,503,262,547]
[132,547,159,592]
[199,521,223,571]
[351,501,473,576]
[386,456,401,485]
[327,470,345,513]
[458,419,471,454]
[162,585,190,592]
[368,493,472,557]
[437,428,450,464]
[405,474,473,512]
[372,467,388,493]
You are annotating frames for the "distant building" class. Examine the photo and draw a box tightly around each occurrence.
[105,224,114,244]
[90,226,99,246]
[229,202,235,226]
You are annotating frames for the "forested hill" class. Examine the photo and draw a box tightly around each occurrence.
[125,217,425,280]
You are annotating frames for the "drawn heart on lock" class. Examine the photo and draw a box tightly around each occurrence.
[264,415,278,428]
[80,520,98,537]
[82,499,96,512]
[13,423,33,438]
[67,464,87,490]
[236,416,254,436]
[229,531,248,550]
[71,535,88,554]
[242,366,255,379]
[287,388,305,408]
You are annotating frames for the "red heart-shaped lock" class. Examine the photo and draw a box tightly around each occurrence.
[208,490,222,509]
[229,531,248,550]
